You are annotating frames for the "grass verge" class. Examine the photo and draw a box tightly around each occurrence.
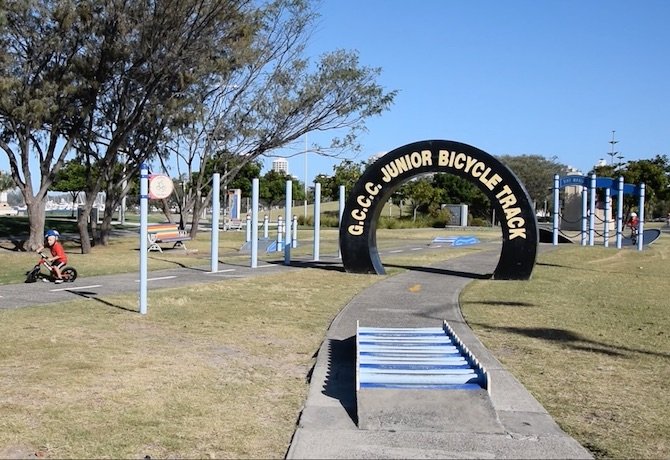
[460,236,670,459]
[0,269,378,458]
[2,224,668,458]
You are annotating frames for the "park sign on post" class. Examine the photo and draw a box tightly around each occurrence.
[148,174,174,200]
[139,171,174,315]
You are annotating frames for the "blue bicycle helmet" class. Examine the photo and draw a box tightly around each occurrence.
[45,229,60,239]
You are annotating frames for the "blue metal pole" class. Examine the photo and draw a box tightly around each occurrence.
[313,182,321,261]
[638,183,645,251]
[210,173,220,273]
[338,185,345,259]
[616,177,624,249]
[552,174,559,246]
[604,187,610,247]
[284,180,292,265]
[589,174,596,246]
[581,190,588,246]
[139,164,149,315]
[277,216,283,252]
[251,178,259,268]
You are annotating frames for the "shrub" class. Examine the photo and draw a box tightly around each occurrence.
[469,217,490,227]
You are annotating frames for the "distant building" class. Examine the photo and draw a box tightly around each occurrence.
[368,151,387,164]
[272,157,289,174]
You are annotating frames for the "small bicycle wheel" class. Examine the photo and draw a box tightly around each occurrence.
[25,267,39,283]
[62,267,78,282]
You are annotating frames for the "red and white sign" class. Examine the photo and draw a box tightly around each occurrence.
[148,175,174,199]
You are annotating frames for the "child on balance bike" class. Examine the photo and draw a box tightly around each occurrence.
[35,229,68,283]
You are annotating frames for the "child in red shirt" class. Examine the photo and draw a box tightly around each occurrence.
[36,229,68,283]
[627,212,640,243]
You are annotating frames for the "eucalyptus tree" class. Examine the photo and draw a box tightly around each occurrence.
[0,0,257,250]
[162,0,397,236]
[1,0,395,249]
[497,154,569,212]
[0,1,90,248]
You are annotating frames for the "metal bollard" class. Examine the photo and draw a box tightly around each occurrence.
[277,216,284,251]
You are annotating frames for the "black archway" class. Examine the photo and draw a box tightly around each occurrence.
[339,140,538,280]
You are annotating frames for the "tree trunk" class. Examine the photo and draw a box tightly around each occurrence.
[189,195,203,239]
[26,198,47,251]
[159,197,174,223]
[77,210,92,254]
[77,192,100,254]
[178,210,187,230]
[100,211,113,246]
[100,185,122,246]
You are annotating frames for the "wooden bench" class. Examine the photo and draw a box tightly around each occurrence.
[147,223,191,252]
[223,218,245,231]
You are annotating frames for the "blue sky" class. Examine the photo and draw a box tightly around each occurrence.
[2,0,669,188]
[270,0,670,183]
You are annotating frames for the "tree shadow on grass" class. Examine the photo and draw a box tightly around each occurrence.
[471,323,670,359]
[475,300,536,307]
[536,262,571,269]
[0,239,28,251]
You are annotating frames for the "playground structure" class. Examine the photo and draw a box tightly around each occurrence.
[237,214,299,253]
[551,173,648,250]
[210,177,332,270]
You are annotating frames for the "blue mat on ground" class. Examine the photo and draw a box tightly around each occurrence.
[431,236,480,246]
[239,238,285,253]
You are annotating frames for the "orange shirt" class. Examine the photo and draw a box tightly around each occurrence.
[49,241,68,264]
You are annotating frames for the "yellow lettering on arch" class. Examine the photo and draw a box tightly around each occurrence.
[509,228,527,239]
[504,207,521,220]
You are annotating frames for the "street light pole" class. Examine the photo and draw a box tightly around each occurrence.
[608,130,618,166]
[616,154,625,171]
[303,134,308,221]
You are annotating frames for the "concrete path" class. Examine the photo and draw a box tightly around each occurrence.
[0,260,297,310]
[286,248,592,459]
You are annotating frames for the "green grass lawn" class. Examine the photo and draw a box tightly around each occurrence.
[0,217,668,458]
[461,234,670,459]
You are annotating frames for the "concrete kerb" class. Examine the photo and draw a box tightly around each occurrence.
[286,246,592,459]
